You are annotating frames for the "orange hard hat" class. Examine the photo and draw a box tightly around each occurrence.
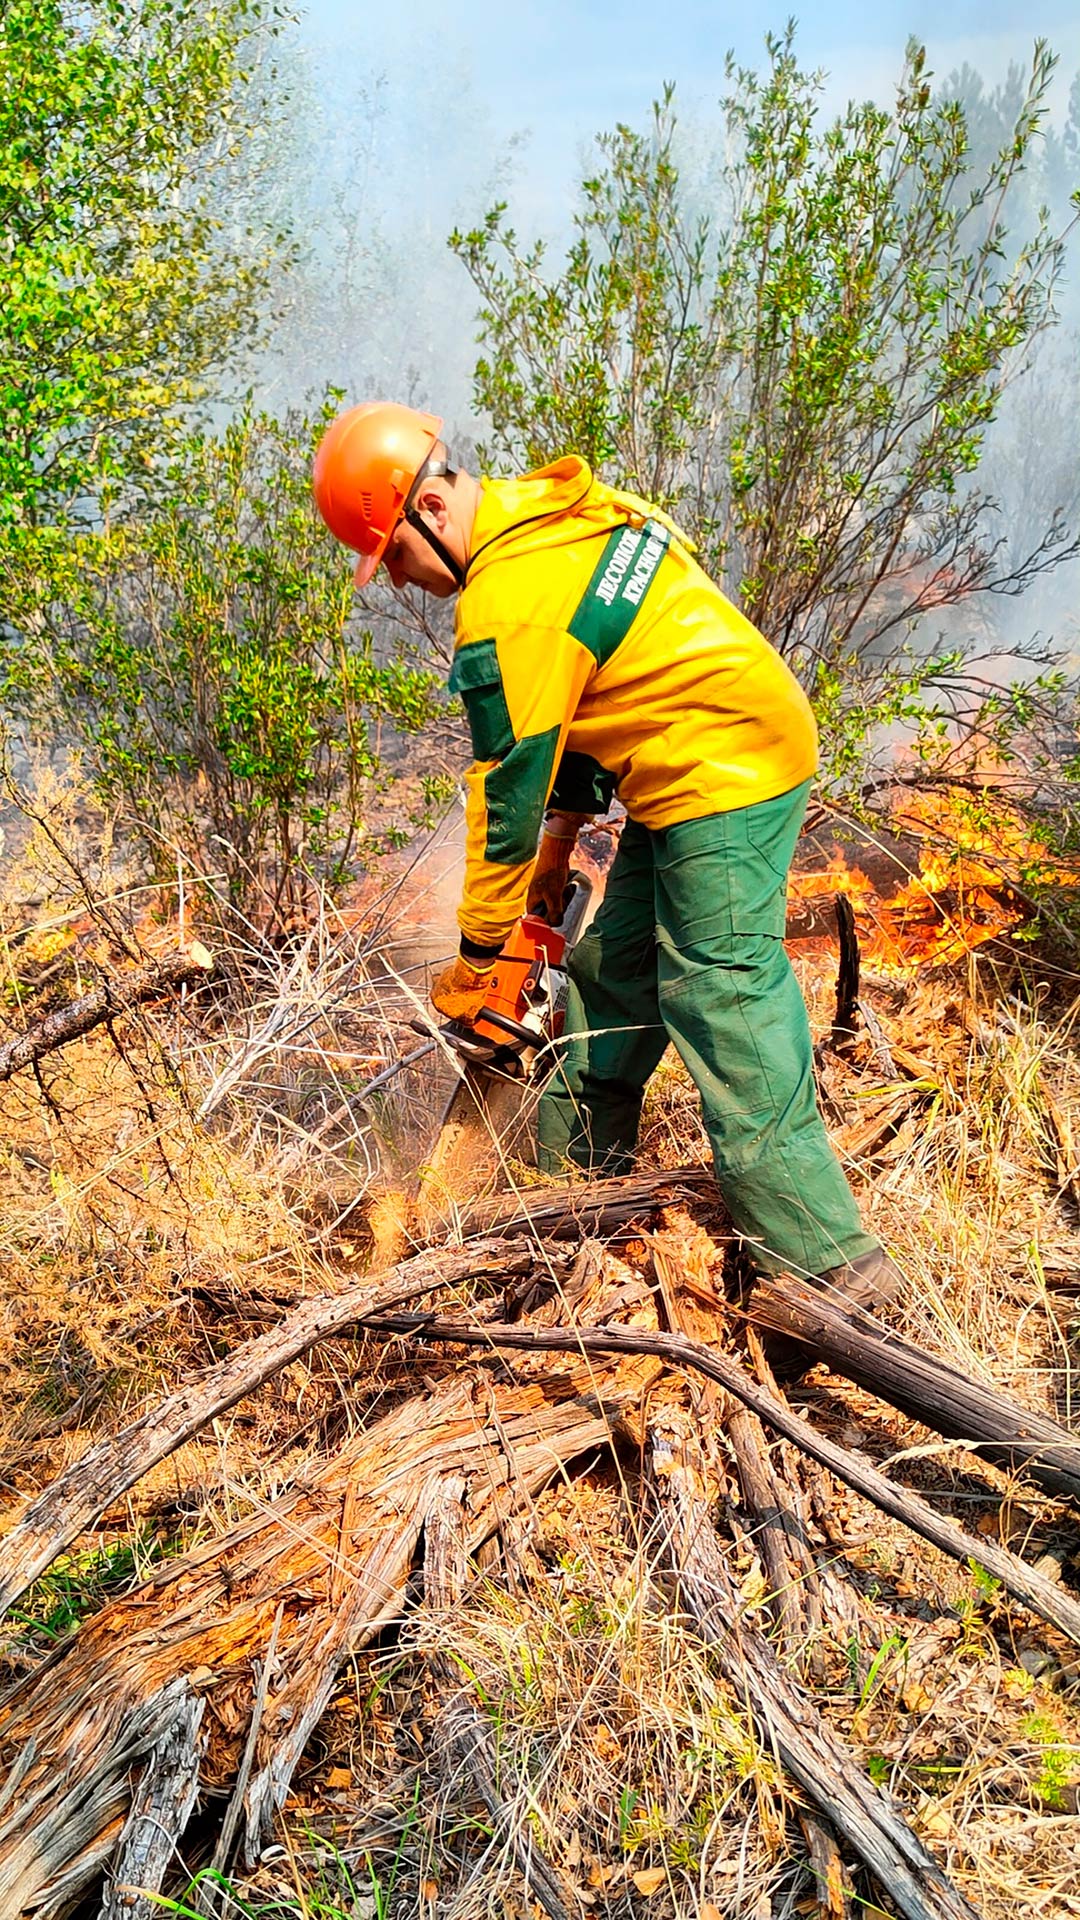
[312,401,444,586]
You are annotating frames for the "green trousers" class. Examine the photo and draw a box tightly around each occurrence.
[536,780,879,1279]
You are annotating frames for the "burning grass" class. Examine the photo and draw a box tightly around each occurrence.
[2,786,1080,1917]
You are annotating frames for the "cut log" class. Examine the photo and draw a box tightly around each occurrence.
[748,1272,1080,1503]
[464,1163,718,1240]
[650,1413,981,1920]
[423,1478,579,1920]
[361,1311,1080,1646]
[0,947,214,1083]
[0,1239,539,1617]
[416,1065,537,1236]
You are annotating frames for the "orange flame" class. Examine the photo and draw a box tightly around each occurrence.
[788,789,1044,974]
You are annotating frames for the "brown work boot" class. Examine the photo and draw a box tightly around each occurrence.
[753,1245,903,1383]
[809,1245,904,1315]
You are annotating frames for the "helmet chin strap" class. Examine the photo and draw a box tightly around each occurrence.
[403,451,466,590]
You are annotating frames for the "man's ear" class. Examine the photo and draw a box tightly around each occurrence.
[414,481,451,526]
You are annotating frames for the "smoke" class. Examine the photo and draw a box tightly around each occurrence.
[249,11,1080,692]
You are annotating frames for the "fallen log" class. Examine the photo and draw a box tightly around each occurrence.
[0,946,214,1083]
[0,1258,663,1916]
[650,1414,980,1920]
[361,1311,1080,1647]
[748,1272,1080,1503]
[0,1240,541,1618]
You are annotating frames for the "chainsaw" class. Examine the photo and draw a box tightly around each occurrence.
[433,871,593,1075]
[413,872,593,1220]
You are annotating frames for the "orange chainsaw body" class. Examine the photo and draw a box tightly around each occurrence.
[469,914,568,1049]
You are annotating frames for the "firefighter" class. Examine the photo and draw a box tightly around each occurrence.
[313,401,901,1310]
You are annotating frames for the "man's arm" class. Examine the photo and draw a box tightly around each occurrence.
[450,624,597,952]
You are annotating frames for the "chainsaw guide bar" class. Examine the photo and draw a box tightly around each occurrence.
[415,873,593,1228]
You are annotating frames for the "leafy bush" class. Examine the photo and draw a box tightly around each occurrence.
[8,405,443,925]
[0,0,287,532]
[450,35,1080,808]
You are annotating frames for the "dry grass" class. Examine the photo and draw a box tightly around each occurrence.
[2,779,1080,1918]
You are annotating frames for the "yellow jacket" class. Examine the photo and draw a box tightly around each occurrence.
[451,457,817,948]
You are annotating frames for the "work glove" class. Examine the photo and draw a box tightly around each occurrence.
[430,952,498,1024]
[527,814,584,923]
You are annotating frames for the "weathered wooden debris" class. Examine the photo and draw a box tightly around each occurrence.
[0,1253,661,1918]
[749,1271,1080,1501]
[0,946,214,1083]
[0,1238,540,1616]
[650,1413,980,1920]
[5,1166,1079,1918]
[652,1222,849,1912]
[363,1309,1080,1646]
[96,1680,206,1920]
[422,1476,579,1920]
[464,1161,718,1239]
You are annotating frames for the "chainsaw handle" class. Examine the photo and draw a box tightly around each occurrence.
[555,869,593,948]
[472,1006,540,1048]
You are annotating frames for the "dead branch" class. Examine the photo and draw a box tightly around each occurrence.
[0,1240,538,1617]
[205,1601,284,1897]
[647,1222,825,1661]
[0,947,214,1083]
[748,1272,1080,1502]
[650,1414,980,1920]
[361,1310,1080,1646]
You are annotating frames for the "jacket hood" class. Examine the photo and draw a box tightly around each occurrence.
[465,456,599,584]
[464,456,691,591]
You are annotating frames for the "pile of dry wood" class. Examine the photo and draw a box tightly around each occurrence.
[1,1152,1079,1920]
[2,932,1080,1920]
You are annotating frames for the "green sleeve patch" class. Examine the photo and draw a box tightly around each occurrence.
[448,639,514,761]
[484,725,560,865]
[549,749,617,814]
[567,518,671,666]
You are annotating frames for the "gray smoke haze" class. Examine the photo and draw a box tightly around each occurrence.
[251,8,1080,674]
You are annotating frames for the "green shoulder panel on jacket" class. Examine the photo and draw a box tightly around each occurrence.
[448,638,514,762]
[567,518,671,666]
[484,725,561,865]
